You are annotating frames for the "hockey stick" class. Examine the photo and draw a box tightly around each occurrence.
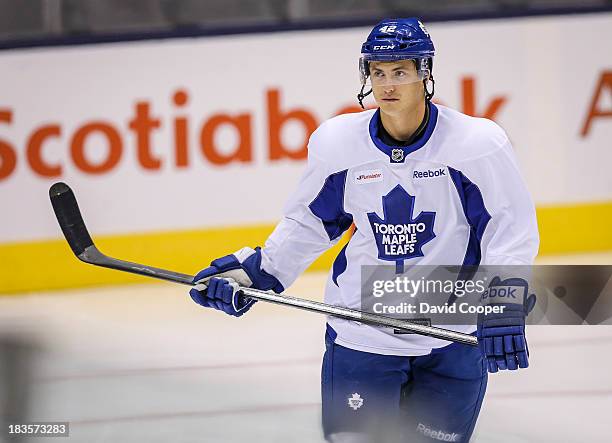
[49,182,478,347]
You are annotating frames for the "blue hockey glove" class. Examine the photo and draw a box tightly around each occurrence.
[189,247,284,317]
[477,276,536,373]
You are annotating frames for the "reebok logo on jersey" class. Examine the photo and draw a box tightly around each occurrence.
[355,169,383,184]
[413,168,446,179]
[416,423,460,442]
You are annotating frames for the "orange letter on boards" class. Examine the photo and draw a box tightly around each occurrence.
[70,122,122,174]
[461,76,507,121]
[581,71,612,137]
[173,89,189,168]
[0,109,17,181]
[26,125,62,177]
[267,88,317,161]
[129,101,162,170]
[200,114,252,165]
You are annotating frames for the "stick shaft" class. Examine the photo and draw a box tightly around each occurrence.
[78,246,478,346]
[50,182,478,347]
[239,288,478,346]
[80,246,194,285]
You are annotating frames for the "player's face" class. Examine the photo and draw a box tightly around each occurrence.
[369,60,425,115]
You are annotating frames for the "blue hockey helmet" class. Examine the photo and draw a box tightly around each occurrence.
[358,18,436,107]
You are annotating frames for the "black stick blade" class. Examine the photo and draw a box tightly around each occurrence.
[49,182,94,257]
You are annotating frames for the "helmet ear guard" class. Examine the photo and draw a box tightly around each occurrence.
[424,75,435,101]
[421,57,435,101]
[358,57,369,86]
[357,57,371,109]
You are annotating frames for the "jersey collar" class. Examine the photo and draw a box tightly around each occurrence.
[368,102,438,163]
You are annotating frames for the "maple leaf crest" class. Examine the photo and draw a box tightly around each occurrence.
[347,393,364,410]
[367,185,436,266]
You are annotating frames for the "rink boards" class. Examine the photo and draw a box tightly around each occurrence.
[1,13,611,292]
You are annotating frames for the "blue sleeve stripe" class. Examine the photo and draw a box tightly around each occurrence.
[448,167,492,266]
[331,242,349,287]
[308,169,354,241]
[331,226,357,287]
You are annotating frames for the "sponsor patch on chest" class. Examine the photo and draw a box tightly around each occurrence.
[413,167,446,179]
[355,169,383,184]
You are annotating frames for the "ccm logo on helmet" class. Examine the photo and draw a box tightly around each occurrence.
[373,45,395,50]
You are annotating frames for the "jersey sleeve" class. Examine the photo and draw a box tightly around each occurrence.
[451,137,539,267]
[260,129,353,289]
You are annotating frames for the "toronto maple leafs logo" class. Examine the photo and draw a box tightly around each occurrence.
[348,393,364,410]
[367,185,436,269]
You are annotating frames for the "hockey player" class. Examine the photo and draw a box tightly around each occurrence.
[189,18,539,442]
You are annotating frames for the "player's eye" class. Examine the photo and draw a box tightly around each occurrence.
[394,70,406,78]
[373,71,385,78]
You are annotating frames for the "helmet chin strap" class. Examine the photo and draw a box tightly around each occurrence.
[357,84,373,109]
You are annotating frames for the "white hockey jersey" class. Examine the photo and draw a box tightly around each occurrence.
[261,103,539,356]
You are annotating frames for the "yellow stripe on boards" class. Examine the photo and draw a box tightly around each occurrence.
[1,201,610,294]
[0,224,344,294]
[536,201,612,254]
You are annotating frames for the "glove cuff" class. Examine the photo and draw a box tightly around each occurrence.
[241,247,285,293]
